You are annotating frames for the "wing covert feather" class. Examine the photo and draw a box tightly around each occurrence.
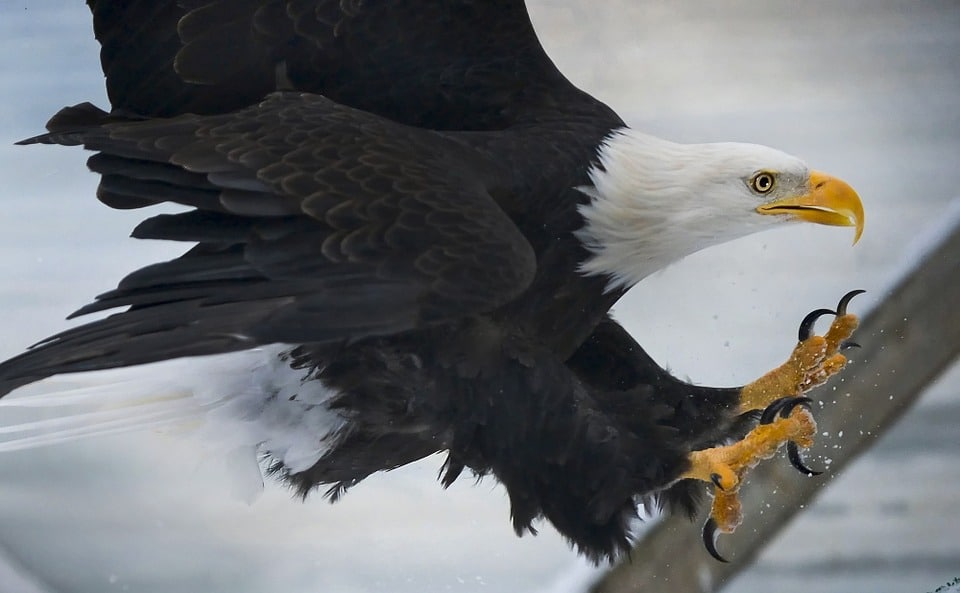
[88,0,568,128]
[3,93,535,389]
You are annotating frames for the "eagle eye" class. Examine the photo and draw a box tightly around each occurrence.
[749,171,776,194]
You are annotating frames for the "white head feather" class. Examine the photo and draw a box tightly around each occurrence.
[576,127,811,291]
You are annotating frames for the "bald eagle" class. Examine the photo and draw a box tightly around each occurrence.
[0,0,864,562]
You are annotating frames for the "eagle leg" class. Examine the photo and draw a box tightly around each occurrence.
[683,398,818,561]
[737,289,863,414]
[683,290,864,561]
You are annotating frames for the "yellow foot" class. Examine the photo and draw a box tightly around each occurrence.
[682,398,818,561]
[739,289,863,413]
[684,289,864,562]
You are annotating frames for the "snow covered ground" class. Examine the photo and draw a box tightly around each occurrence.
[0,1,957,592]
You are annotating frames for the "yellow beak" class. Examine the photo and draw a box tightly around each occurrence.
[756,170,864,244]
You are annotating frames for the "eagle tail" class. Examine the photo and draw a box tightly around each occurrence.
[0,377,203,451]
[0,345,347,501]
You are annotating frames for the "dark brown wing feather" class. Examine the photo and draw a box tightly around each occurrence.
[87,0,576,129]
[0,93,535,393]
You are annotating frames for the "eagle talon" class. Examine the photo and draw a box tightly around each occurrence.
[759,397,792,424]
[760,395,812,424]
[798,308,836,341]
[761,397,821,475]
[787,441,822,476]
[741,291,862,415]
[710,473,726,489]
[696,293,861,561]
[777,396,814,418]
[836,289,866,316]
[702,517,729,563]
[775,397,821,475]
[685,407,817,561]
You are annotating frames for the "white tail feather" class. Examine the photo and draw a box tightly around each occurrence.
[0,380,189,408]
[0,398,201,435]
[0,410,200,452]
[0,345,348,495]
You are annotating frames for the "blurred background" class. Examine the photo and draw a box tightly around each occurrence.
[0,1,957,592]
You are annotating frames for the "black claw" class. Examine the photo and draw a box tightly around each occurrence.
[840,340,861,350]
[836,289,866,316]
[798,308,837,342]
[710,473,725,490]
[760,397,792,424]
[787,441,823,476]
[775,397,821,475]
[778,396,814,418]
[761,396,813,424]
[702,518,729,563]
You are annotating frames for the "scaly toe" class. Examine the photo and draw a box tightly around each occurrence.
[702,485,743,562]
[685,449,739,491]
[825,314,859,352]
[796,335,829,367]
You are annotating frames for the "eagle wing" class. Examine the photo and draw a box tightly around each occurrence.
[87,0,570,128]
[0,93,535,394]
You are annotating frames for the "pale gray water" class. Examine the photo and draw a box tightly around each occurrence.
[0,2,958,592]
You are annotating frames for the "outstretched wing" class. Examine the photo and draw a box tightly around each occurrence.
[0,93,535,395]
[88,0,576,128]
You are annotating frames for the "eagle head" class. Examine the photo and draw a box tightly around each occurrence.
[575,128,864,291]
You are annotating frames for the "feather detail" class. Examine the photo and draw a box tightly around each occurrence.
[0,345,348,493]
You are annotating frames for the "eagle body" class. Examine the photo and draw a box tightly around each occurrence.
[0,0,864,561]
